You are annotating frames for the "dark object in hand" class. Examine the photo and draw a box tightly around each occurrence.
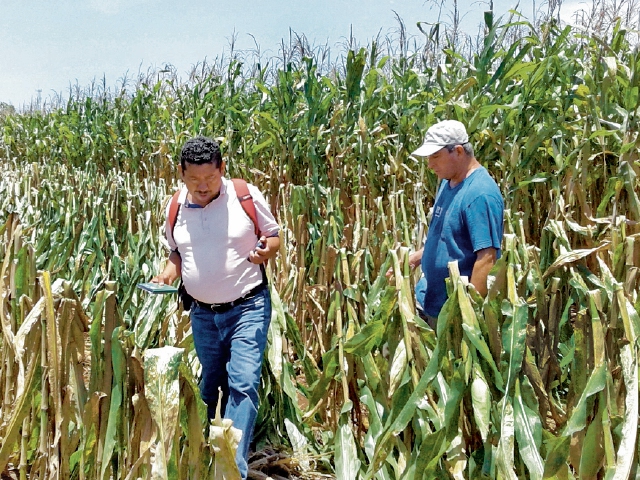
[178,282,193,311]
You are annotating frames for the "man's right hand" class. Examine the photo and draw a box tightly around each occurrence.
[386,248,424,278]
[151,272,174,286]
[152,250,181,285]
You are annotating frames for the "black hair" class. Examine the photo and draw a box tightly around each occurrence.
[180,136,223,170]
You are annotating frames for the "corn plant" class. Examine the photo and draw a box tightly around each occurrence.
[1,11,640,479]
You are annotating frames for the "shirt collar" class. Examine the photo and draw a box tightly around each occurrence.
[180,177,229,208]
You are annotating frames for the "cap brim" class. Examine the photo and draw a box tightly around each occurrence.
[411,143,445,157]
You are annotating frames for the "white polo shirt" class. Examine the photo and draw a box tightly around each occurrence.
[166,177,280,304]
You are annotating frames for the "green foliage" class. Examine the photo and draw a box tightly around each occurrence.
[1,12,640,479]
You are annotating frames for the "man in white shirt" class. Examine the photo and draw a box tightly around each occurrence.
[153,136,280,479]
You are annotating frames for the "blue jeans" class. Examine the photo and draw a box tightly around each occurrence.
[415,276,427,314]
[415,276,437,329]
[190,285,271,479]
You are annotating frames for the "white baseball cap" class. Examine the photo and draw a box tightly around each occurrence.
[412,120,469,157]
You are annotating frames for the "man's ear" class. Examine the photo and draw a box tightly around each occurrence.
[178,164,184,178]
[220,161,226,175]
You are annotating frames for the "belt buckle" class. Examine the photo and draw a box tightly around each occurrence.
[211,300,234,313]
[209,302,226,312]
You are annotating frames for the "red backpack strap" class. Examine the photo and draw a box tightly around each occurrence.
[232,178,260,237]
[166,190,182,245]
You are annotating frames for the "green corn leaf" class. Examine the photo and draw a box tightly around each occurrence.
[308,347,338,407]
[513,379,544,480]
[502,299,527,396]
[542,435,571,478]
[542,242,611,279]
[100,326,127,480]
[144,346,184,480]
[89,288,113,393]
[344,317,385,355]
[616,285,640,346]
[404,429,447,480]
[134,294,167,350]
[335,406,362,480]
[443,368,466,444]
[564,363,606,436]
[388,340,408,398]
[457,280,504,390]
[267,283,287,380]
[360,387,389,476]
[366,344,442,477]
[471,364,491,443]
[611,343,638,480]
[14,245,28,301]
[579,392,605,479]
[496,399,518,480]
[283,300,318,385]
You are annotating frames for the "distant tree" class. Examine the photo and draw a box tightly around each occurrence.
[0,102,16,117]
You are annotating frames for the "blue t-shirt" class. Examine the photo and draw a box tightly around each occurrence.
[420,167,504,317]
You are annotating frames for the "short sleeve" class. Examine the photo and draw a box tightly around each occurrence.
[464,193,504,253]
[247,184,280,237]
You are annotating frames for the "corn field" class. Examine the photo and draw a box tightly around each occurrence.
[1,11,640,479]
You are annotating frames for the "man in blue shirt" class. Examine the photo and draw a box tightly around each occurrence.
[408,120,504,328]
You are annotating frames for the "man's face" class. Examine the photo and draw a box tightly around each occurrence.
[179,161,226,206]
[427,146,459,180]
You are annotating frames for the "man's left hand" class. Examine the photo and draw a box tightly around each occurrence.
[247,236,273,265]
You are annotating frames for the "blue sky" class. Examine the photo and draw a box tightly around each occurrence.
[0,0,581,107]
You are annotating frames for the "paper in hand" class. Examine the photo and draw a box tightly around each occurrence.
[137,282,178,294]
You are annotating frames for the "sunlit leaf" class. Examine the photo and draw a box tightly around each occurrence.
[144,346,184,479]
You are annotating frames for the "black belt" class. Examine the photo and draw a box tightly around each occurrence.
[193,283,267,313]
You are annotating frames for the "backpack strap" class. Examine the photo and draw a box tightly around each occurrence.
[167,181,267,290]
[233,178,268,285]
[167,180,261,242]
[166,190,182,247]
[232,178,260,237]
